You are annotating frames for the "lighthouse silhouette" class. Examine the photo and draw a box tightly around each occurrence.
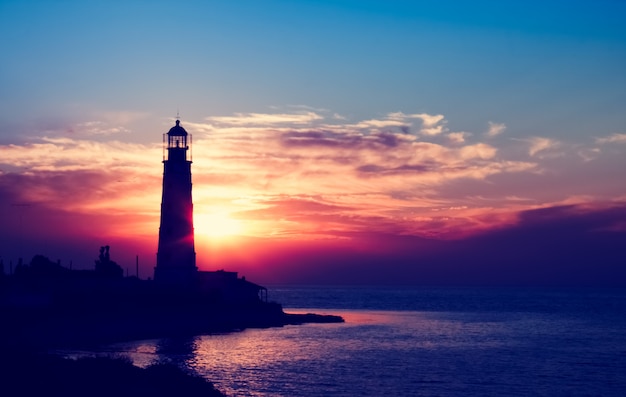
[154,119,198,284]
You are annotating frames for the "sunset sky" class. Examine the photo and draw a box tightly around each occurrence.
[1,0,625,285]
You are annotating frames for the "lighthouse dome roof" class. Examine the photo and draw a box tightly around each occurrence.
[168,120,188,136]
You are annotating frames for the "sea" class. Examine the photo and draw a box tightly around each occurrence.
[57,286,626,396]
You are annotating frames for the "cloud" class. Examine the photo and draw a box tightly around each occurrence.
[351,117,407,129]
[0,137,158,172]
[233,202,626,286]
[596,133,626,144]
[486,121,506,137]
[526,137,560,157]
[74,121,130,136]
[97,110,150,125]
[206,111,324,126]
[577,147,601,162]
[411,113,447,136]
[447,132,469,144]
[185,119,538,241]
[17,110,150,139]
[458,143,497,160]
[279,129,413,149]
[2,109,625,269]
[344,112,447,136]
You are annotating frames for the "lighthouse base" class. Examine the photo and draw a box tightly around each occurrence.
[153,265,198,286]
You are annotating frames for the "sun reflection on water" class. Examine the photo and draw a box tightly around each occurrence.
[99,308,515,396]
[51,289,626,397]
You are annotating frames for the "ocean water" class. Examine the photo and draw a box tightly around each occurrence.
[60,287,626,396]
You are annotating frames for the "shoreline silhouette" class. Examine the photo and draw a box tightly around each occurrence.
[0,252,343,351]
[0,252,342,396]
[1,351,226,397]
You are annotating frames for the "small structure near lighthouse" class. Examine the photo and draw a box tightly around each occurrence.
[154,119,198,284]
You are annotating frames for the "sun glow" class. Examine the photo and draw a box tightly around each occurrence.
[195,212,243,239]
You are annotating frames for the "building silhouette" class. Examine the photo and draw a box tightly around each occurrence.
[154,119,197,284]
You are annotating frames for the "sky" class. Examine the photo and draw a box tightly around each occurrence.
[1,0,625,286]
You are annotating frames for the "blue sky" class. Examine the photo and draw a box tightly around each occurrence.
[1,0,625,285]
[2,0,624,141]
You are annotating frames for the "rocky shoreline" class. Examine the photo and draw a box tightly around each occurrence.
[2,352,227,397]
[1,303,343,396]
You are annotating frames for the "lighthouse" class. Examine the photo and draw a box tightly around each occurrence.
[154,119,197,284]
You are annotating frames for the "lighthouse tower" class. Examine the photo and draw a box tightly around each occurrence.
[154,119,197,284]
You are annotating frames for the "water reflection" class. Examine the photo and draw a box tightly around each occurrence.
[91,309,513,396]
[53,307,626,397]
[154,336,199,366]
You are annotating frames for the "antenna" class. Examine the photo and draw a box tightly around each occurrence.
[176,108,180,121]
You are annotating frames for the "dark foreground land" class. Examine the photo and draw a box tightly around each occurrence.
[0,273,343,396]
[1,274,343,349]
[1,352,225,397]
[2,300,343,349]
[0,309,341,397]
[1,306,341,397]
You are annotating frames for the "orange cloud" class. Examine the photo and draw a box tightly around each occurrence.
[2,109,625,280]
